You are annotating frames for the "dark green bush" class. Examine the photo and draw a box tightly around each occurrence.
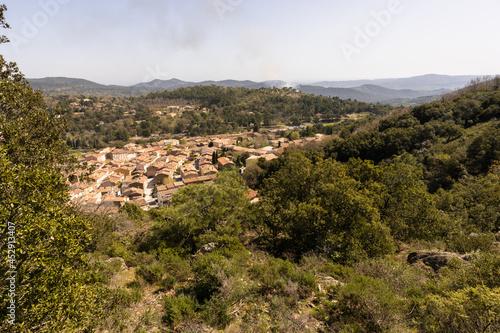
[191,251,249,303]
[315,274,406,332]
[191,253,227,302]
[414,286,500,333]
[443,252,500,289]
[106,241,131,261]
[158,249,192,281]
[159,273,176,291]
[446,232,496,253]
[200,297,233,329]
[163,294,199,326]
[137,263,166,283]
[119,202,146,221]
[249,256,316,297]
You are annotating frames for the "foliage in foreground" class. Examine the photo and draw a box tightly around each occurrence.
[0,8,116,330]
[1,4,500,330]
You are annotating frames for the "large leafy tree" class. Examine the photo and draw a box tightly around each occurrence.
[258,152,394,262]
[257,152,450,261]
[0,6,106,331]
[147,171,253,254]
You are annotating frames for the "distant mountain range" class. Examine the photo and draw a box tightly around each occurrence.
[296,84,449,104]
[312,74,479,91]
[28,74,484,105]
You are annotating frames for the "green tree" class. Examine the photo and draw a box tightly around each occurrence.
[0,7,107,331]
[258,152,394,262]
[467,126,500,175]
[119,202,146,221]
[146,171,252,253]
[114,128,129,141]
[212,150,219,165]
[436,169,500,234]
[289,131,300,141]
[376,156,447,241]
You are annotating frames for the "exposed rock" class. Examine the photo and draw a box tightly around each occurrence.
[316,274,343,293]
[198,242,219,254]
[407,251,464,271]
[105,257,128,271]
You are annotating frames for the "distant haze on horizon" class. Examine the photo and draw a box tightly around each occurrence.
[1,0,499,86]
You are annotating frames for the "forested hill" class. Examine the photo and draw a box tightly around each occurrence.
[238,76,500,285]
[57,85,394,149]
[255,76,500,193]
[320,76,500,175]
[29,76,452,105]
[138,85,393,128]
[141,84,392,113]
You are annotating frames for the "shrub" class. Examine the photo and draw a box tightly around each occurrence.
[189,250,252,328]
[159,273,176,291]
[196,233,245,252]
[191,253,227,302]
[87,255,123,284]
[119,202,146,221]
[315,274,406,332]
[86,213,115,252]
[415,286,500,333]
[133,308,161,333]
[300,253,355,282]
[127,251,156,268]
[137,263,166,284]
[158,249,191,282]
[443,252,500,290]
[110,287,142,307]
[106,241,131,260]
[249,255,316,298]
[353,258,430,295]
[191,250,249,301]
[163,294,199,326]
[201,297,233,329]
[446,232,496,253]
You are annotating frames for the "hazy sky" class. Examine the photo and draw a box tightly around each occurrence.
[1,0,499,85]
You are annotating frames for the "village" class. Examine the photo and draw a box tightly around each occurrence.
[68,130,326,214]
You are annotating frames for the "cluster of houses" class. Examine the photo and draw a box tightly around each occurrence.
[67,131,325,214]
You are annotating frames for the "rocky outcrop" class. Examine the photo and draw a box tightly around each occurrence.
[407,251,465,271]
[198,243,219,254]
[316,274,343,293]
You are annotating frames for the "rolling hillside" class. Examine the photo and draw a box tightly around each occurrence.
[28,74,478,104]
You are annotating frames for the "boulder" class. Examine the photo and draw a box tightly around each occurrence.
[198,243,219,254]
[407,251,463,271]
[316,274,342,293]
